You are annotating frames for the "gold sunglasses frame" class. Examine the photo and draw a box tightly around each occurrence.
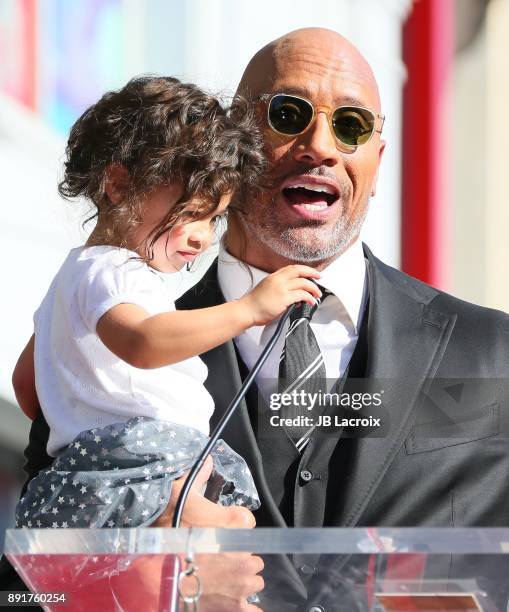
[258,93,385,153]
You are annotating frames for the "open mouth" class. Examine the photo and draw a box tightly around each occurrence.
[281,180,340,219]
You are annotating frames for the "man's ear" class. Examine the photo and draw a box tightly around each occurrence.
[370,140,386,198]
[104,163,130,204]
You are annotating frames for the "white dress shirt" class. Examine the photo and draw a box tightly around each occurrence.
[217,239,368,401]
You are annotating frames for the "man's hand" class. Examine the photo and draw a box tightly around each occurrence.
[151,457,264,610]
[179,553,264,611]
[152,456,256,528]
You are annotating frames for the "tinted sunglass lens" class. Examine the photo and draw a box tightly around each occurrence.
[268,95,313,135]
[332,107,375,146]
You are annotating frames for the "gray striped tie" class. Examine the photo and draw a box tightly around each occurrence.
[278,290,330,452]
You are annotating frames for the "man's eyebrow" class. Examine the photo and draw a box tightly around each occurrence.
[336,95,368,107]
[273,86,308,96]
[271,88,369,108]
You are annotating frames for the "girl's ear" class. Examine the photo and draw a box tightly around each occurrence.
[104,163,130,204]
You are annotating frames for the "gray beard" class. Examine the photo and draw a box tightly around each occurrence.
[239,198,369,263]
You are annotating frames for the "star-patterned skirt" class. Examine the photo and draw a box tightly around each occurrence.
[15,416,260,529]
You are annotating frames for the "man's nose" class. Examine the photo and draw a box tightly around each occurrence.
[293,112,340,167]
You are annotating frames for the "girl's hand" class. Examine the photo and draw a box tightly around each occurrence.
[239,265,322,327]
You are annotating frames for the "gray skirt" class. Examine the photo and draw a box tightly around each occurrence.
[16,416,260,529]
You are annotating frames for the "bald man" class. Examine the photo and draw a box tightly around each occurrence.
[8,27,509,611]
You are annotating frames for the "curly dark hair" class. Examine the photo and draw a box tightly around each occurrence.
[58,75,266,258]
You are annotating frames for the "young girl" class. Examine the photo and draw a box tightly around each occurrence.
[12,76,321,529]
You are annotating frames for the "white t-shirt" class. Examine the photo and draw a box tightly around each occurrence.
[33,245,215,456]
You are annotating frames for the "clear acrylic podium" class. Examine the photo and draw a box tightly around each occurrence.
[5,527,509,611]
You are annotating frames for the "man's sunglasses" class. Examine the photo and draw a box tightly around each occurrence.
[258,93,385,152]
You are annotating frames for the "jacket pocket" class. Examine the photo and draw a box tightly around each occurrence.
[405,403,499,454]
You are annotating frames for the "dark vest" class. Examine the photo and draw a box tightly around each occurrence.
[236,300,369,527]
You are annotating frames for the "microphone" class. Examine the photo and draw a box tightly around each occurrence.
[172,302,298,528]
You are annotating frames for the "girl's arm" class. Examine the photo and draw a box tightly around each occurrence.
[12,334,40,420]
[96,264,322,369]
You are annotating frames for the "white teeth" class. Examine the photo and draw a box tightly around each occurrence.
[301,203,328,210]
[288,183,337,195]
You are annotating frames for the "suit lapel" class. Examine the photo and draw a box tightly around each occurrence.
[330,246,457,527]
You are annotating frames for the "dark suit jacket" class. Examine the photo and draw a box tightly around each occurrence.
[176,243,509,609]
[5,244,509,610]
[177,244,509,528]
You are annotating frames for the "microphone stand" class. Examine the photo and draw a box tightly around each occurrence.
[172,302,297,527]
[169,303,297,610]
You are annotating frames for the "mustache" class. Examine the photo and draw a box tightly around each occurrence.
[273,166,350,198]
[229,165,349,215]
[274,165,341,186]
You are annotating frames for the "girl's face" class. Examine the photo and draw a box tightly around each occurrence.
[132,184,231,273]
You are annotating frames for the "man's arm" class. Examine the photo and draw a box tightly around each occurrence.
[10,429,263,610]
[12,334,40,420]
[132,458,264,611]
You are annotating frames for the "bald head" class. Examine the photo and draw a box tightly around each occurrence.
[237,28,381,111]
